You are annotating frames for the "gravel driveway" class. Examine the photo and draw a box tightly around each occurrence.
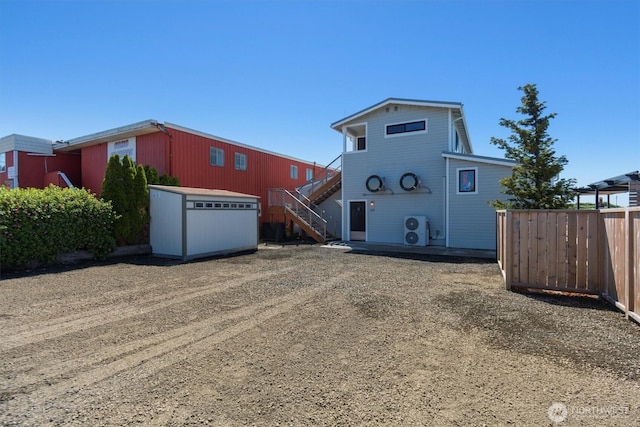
[1,244,639,426]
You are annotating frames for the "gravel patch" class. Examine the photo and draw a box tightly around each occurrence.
[0,244,638,426]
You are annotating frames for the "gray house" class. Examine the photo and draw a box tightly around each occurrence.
[328,98,515,250]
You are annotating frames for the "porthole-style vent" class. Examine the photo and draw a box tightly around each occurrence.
[365,175,384,192]
[400,172,420,191]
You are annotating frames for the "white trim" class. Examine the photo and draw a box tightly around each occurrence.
[456,167,479,195]
[343,121,368,152]
[445,159,449,247]
[448,109,453,152]
[210,147,224,167]
[13,150,19,188]
[290,164,298,180]
[384,118,428,139]
[234,152,247,171]
[347,199,368,242]
[331,98,463,130]
[442,152,516,167]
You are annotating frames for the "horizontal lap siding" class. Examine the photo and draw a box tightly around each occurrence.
[342,105,449,244]
[447,159,512,250]
[81,144,108,195]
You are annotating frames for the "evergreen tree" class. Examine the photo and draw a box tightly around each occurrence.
[132,164,149,243]
[490,84,576,209]
[143,165,159,185]
[101,154,130,244]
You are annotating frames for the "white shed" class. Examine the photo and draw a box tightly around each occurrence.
[149,185,260,260]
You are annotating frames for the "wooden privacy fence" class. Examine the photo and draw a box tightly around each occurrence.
[497,208,640,324]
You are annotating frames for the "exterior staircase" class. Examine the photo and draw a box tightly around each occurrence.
[267,155,342,243]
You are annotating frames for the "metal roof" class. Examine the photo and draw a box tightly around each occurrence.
[148,185,259,199]
[575,171,639,195]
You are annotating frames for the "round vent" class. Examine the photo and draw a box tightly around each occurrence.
[405,231,419,244]
[405,216,419,231]
[365,175,384,192]
[400,172,419,191]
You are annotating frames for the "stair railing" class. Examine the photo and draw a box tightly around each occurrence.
[268,188,327,239]
[299,154,342,198]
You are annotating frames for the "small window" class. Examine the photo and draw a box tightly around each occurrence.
[235,152,247,171]
[214,202,222,208]
[210,147,224,167]
[195,202,204,208]
[0,153,5,173]
[205,202,213,208]
[231,203,238,208]
[356,136,366,150]
[386,119,427,137]
[223,203,230,208]
[457,168,478,194]
[290,165,298,179]
[306,168,313,181]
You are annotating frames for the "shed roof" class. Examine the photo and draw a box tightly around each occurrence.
[330,98,472,153]
[148,185,259,199]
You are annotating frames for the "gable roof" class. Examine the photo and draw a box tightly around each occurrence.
[330,97,472,153]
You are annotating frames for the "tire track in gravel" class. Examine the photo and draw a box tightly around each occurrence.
[6,272,353,415]
[0,266,297,351]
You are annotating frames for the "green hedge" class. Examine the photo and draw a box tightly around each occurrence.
[0,186,117,268]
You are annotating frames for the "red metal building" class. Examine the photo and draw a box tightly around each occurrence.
[52,120,325,224]
[0,134,81,189]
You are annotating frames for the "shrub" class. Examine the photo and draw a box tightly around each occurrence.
[0,186,117,268]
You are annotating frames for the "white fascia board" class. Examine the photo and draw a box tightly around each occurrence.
[0,134,53,154]
[441,151,517,167]
[56,119,160,151]
[165,122,325,168]
[330,98,463,131]
[457,105,473,153]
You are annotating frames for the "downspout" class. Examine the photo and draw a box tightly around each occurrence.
[13,150,18,188]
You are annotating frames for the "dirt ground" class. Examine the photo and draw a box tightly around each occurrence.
[1,244,639,426]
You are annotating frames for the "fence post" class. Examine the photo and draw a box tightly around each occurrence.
[625,209,631,319]
[505,210,513,290]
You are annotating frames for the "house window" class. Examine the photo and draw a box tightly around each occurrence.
[356,137,366,150]
[385,119,428,137]
[0,153,5,173]
[290,165,298,179]
[210,147,224,167]
[457,168,478,194]
[235,152,247,171]
[306,168,313,181]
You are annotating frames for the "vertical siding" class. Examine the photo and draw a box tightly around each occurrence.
[81,144,108,195]
[165,127,324,226]
[447,158,512,250]
[341,104,450,245]
[136,132,166,174]
[17,152,47,188]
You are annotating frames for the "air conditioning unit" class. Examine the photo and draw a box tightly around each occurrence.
[404,216,429,246]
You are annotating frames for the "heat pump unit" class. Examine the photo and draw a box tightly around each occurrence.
[404,216,429,246]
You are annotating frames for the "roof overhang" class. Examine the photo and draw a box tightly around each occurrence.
[54,119,160,152]
[330,97,472,153]
[442,151,517,167]
[575,171,639,195]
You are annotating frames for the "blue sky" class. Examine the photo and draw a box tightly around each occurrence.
[1,0,638,205]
